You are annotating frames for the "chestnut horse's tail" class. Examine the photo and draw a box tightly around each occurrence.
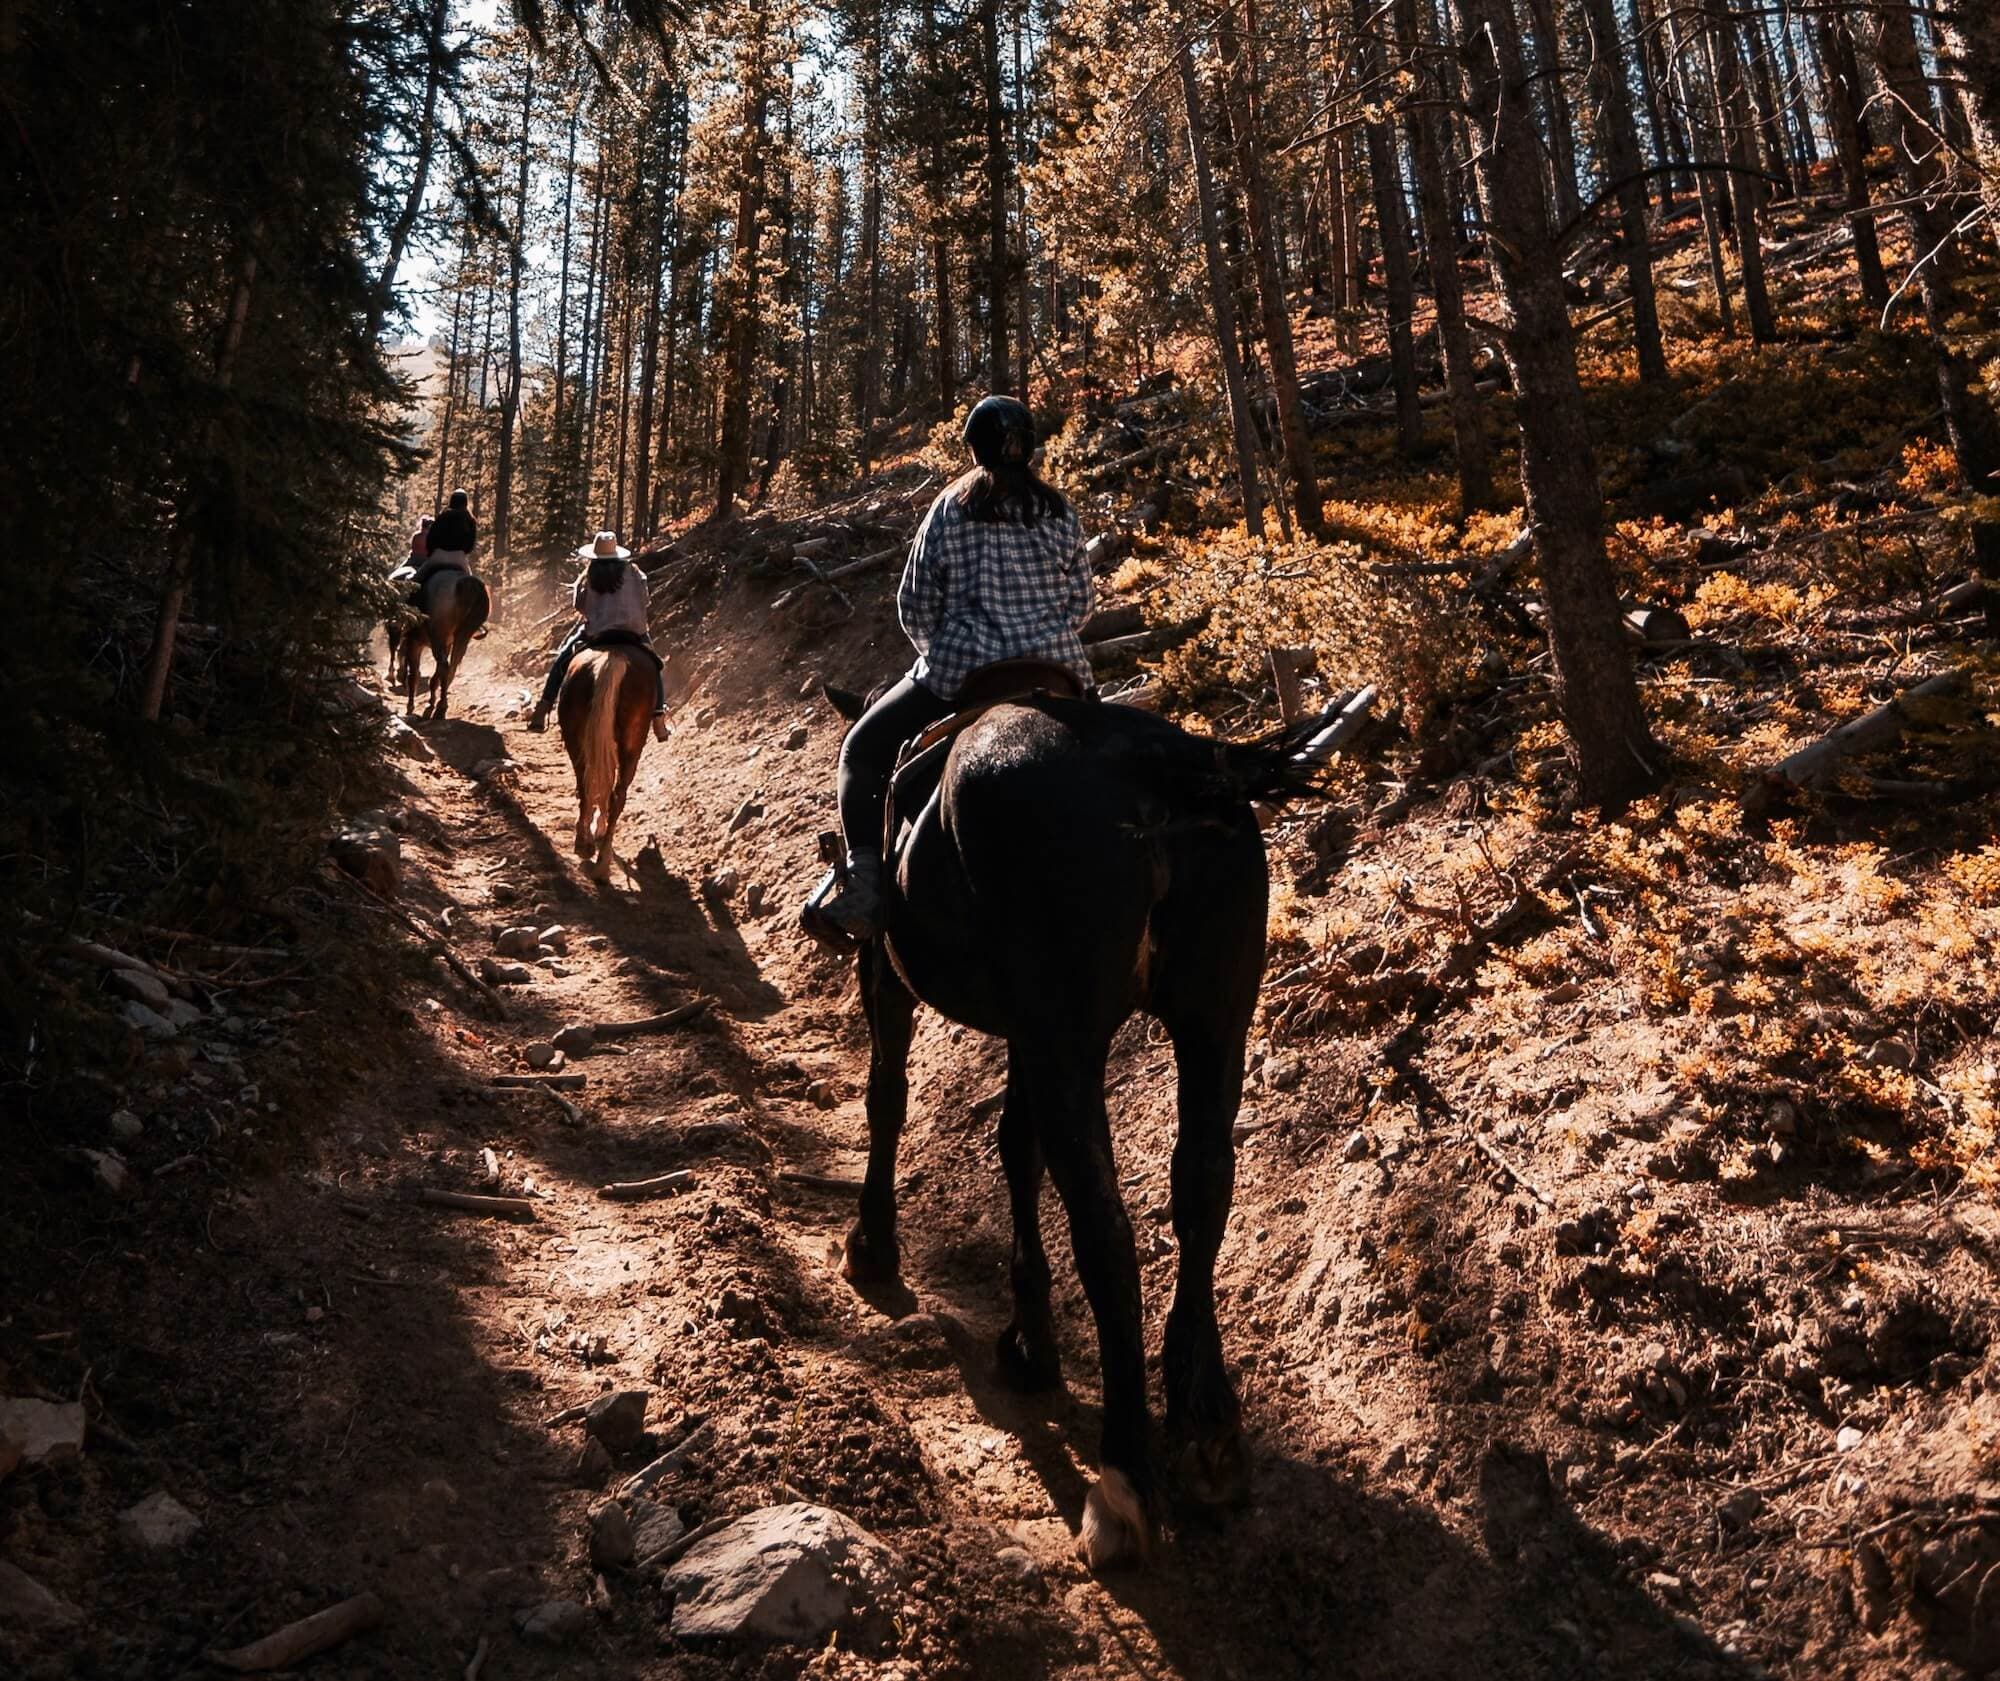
[580,651,631,843]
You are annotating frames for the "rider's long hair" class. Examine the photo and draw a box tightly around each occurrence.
[953,462,1067,526]
[586,555,628,595]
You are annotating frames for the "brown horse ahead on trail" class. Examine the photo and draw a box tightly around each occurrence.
[557,643,655,880]
[400,570,490,719]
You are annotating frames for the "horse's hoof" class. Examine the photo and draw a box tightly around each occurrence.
[995,1323,1061,1393]
[1078,1467,1154,1572]
[841,1223,899,1286]
[1175,1430,1252,1510]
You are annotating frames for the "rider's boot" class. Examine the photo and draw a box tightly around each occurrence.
[652,712,671,743]
[525,704,549,734]
[819,847,885,939]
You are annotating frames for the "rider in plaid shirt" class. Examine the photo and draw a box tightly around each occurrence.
[816,395,1094,938]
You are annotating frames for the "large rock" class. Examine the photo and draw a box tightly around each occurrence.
[589,1500,634,1569]
[118,1491,201,1549]
[384,714,435,762]
[107,967,173,1010]
[515,1598,588,1645]
[122,1000,179,1040]
[493,926,541,958]
[583,1390,649,1454]
[632,1502,686,1563]
[0,1561,80,1627]
[331,820,401,897]
[0,1399,85,1464]
[663,1503,903,1644]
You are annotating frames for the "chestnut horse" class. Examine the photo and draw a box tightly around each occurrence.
[557,644,654,880]
[401,570,490,720]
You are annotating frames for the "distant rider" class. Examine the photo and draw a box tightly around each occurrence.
[526,531,671,743]
[411,489,478,593]
[812,394,1093,939]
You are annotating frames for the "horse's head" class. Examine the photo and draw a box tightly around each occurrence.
[821,678,894,728]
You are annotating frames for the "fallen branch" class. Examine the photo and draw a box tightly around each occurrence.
[770,543,905,609]
[1471,1134,1556,1207]
[598,1170,696,1201]
[641,1511,734,1572]
[779,1169,865,1195]
[464,1634,490,1681]
[542,1085,580,1125]
[209,1593,385,1672]
[490,1073,587,1090]
[416,1188,537,1220]
[327,869,509,1019]
[1745,669,1964,811]
[590,1000,709,1042]
[620,1415,713,1500]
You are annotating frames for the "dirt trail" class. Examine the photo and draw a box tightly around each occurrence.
[215,605,1753,1680]
[15,579,1941,1681]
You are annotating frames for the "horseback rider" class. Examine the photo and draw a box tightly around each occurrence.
[391,489,478,604]
[814,394,1094,939]
[526,531,671,743]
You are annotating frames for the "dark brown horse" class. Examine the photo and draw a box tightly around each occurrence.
[400,570,490,719]
[557,644,654,881]
[818,686,1326,1570]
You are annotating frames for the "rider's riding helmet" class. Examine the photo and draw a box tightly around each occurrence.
[964,395,1035,470]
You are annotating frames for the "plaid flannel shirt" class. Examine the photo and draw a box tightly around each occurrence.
[897,487,1094,702]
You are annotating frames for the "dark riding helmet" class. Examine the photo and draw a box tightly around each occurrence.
[963,395,1036,469]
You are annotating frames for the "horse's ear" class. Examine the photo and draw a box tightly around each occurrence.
[822,682,867,722]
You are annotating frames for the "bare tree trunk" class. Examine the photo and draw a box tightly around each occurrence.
[1811,9,1890,313]
[1394,0,1492,508]
[1013,0,1033,396]
[140,249,256,721]
[1629,0,1676,207]
[1579,0,1667,382]
[1769,9,1819,175]
[923,0,955,413]
[1705,13,1776,342]
[493,58,534,561]
[434,235,468,510]
[578,157,609,523]
[367,0,451,340]
[1521,0,1584,227]
[1863,0,2000,484]
[1218,0,1324,535]
[1451,0,1657,808]
[1637,0,1693,196]
[716,26,771,512]
[1932,2,2000,227]
[979,0,1009,391]
[1355,0,1422,454]
[550,91,581,466]
[632,112,670,542]
[1738,13,1794,199]
[1178,41,1267,537]
[855,6,885,468]
[1667,10,1735,332]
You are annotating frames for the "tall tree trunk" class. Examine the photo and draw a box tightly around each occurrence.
[1667,10,1735,331]
[922,0,955,412]
[632,106,670,542]
[1451,0,1657,808]
[1738,13,1793,199]
[578,155,609,526]
[1931,2,2000,227]
[1863,0,2000,484]
[1355,0,1422,454]
[367,0,451,340]
[551,91,581,464]
[1217,0,1324,536]
[1811,10,1891,313]
[434,238,468,509]
[140,249,257,721]
[855,5,886,469]
[494,58,533,562]
[1013,0,1033,396]
[1521,0,1584,227]
[715,31,770,512]
[979,0,1009,391]
[1705,15,1776,342]
[1177,40,1267,537]
[1630,0,1676,208]
[1394,0,1492,508]
[1579,0,1667,382]
[1637,0,1694,195]
[1769,10,1819,175]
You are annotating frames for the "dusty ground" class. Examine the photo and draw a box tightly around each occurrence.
[9,469,2000,1676]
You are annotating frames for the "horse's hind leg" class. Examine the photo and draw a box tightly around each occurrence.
[995,1056,1061,1391]
[1160,1016,1249,1508]
[843,943,915,1285]
[1030,1041,1155,1569]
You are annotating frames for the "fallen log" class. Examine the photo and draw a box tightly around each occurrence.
[490,1073,588,1090]
[209,1593,385,1672]
[1268,646,1317,727]
[417,1188,537,1220]
[770,542,906,608]
[589,1001,709,1042]
[779,1169,866,1195]
[598,1170,696,1201]
[1745,670,1964,811]
[1292,685,1379,769]
[1624,605,1693,645]
[620,1416,713,1500]
[1080,603,1146,643]
[1907,577,1989,623]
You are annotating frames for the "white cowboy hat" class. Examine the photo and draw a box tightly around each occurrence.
[577,530,631,560]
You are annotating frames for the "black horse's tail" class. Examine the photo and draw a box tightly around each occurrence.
[1116,687,1377,815]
